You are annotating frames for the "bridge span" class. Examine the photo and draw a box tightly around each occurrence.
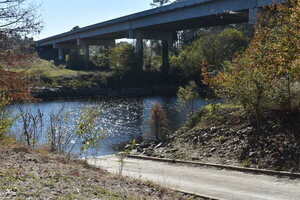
[36,0,285,69]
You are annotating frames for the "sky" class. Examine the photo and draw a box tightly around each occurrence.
[36,0,154,40]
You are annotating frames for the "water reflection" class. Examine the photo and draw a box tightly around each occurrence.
[8,97,209,157]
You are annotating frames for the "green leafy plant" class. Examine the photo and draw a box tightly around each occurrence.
[0,93,12,139]
[177,81,199,115]
[76,107,105,156]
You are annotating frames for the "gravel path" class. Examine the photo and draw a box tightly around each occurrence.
[88,155,300,200]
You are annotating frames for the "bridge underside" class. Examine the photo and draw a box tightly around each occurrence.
[37,9,251,69]
[38,0,279,70]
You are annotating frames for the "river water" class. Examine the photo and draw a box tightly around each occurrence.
[8,96,210,157]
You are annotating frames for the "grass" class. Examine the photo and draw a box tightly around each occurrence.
[7,58,111,88]
[11,59,89,79]
[0,134,17,147]
[185,103,243,129]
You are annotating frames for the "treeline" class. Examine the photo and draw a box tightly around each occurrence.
[203,0,300,130]
[64,25,251,90]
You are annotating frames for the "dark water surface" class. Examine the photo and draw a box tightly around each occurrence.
[8,96,210,157]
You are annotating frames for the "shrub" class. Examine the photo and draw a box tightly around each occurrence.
[177,81,199,115]
[0,93,12,139]
[18,107,44,149]
[48,106,76,154]
[170,28,249,80]
[109,42,137,77]
[76,107,105,155]
[149,103,169,142]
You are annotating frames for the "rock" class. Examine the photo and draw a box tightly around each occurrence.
[190,153,200,160]
[154,143,163,149]
[210,148,216,152]
[131,149,138,154]
[249,152,256,157]
[144,149,153,156]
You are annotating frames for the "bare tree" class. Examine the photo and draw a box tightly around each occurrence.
[0,0,42,35]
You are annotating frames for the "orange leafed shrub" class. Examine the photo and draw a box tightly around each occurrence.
[0,70,33,102]
[150,103,169,142]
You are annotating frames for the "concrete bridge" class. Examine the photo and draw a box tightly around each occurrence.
[36,0,285,69]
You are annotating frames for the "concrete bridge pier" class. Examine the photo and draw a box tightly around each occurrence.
[53,43,66,62]
[162,40,169,74]
[83,44,90,65]
[131,30,175,72]
[135,37,144,70]
[58,48,65,61]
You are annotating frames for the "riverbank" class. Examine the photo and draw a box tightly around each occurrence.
[31,86,180,100]
[9,59,212,100]
[127,104,300,173]
[0,139,203,200]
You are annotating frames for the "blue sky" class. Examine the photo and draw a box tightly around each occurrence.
[36,0,154,40]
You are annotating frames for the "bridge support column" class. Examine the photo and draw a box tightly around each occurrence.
[58,48,64,61]
[162,40,170,74]
[249,7,262,24]
[135,37,144,70]
[84,44,90,65]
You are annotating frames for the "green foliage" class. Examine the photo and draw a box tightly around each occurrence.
[0,93,12,138]
[76,107,104,152]
[91,47,111,69]
[215,135,226,144]
[109,42,137,77]
[185,103,240,128]
[170,28,249,80]
[177,81,199,115]
[206,28,248,69]
[241,158,252,168]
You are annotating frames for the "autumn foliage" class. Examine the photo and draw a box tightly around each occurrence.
[204,0,300,121]
[150,103,169,142]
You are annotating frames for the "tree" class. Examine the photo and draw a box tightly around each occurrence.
[204,0,300,129]
[110,42,137,76]
[170,28,249,81]
[151,0,171,7]
[0,0,42,65]
[0,0,42,36]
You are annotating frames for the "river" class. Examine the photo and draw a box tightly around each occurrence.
[8,96,210,157]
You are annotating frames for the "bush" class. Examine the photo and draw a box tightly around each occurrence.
[177,81,199,115]
[18,107,44,149]
[170,28,249,81]
[109,42,138,77]
[76,107,105,155]
[149,103,169,142]
[0,93,12,139]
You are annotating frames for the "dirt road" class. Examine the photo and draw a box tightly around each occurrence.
[87,155,300,200]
